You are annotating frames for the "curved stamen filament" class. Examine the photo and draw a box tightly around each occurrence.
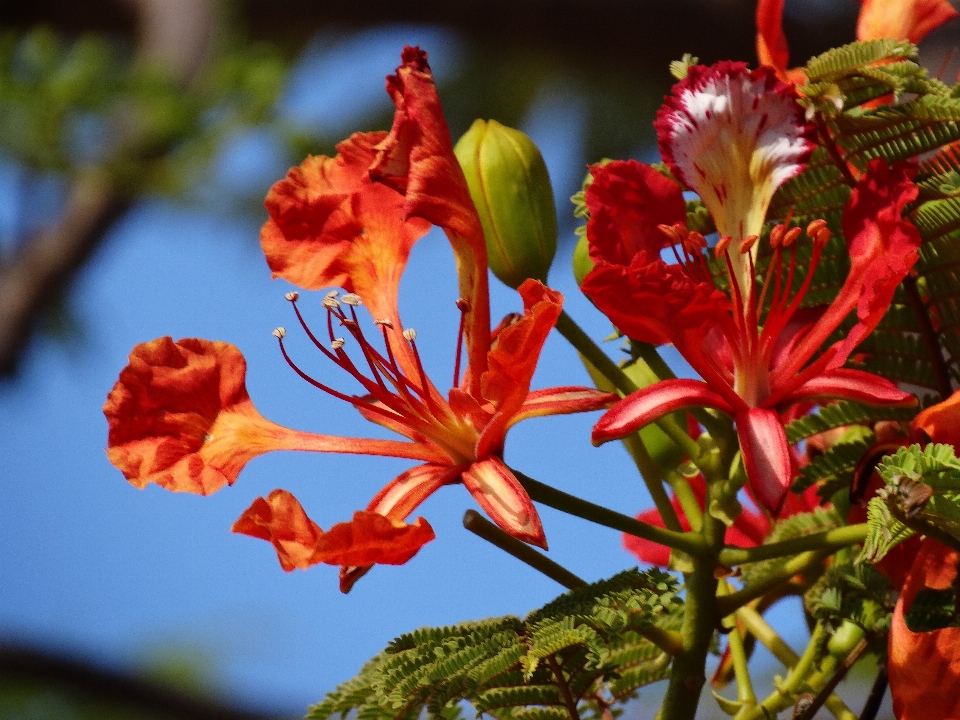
[453,299,469,389]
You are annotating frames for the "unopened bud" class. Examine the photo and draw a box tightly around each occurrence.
[572,233,595,287]
[454,119,558,288]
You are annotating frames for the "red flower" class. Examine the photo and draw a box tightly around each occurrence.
[105,47,612,590]
[585,63,918,514]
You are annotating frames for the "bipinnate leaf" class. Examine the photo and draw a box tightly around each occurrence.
[308,569,681,719]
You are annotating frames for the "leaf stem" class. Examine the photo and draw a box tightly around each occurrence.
[718,524,867,566]
[462,510,587,589]
[717,549,831,616]
[553,310,701,461]
[547,655,582,720]
[514,469,707,556]
[902,273,953,401]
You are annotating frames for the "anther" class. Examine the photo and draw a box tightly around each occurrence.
[331,338,345,350]
[814,227,831,246]
[374,319,393,329]
[739,235,759,255]
[770,224,786,248]
[403,328,417,342]
[806,219,828,238]
[285,291,299,302]
[455,298,470,313]
[322,295,340,309]
[687,231,707,250]
[782,227,802,247]
[714,236,732,257]
[341,293,362,306]
[272,327,286,339]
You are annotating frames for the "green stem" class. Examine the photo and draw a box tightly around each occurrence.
[621,433,683,532]
[718,524,868,566]
[666,471,703,531]
[717,549,830,616]
[462,510,587,590]
[660,483,726,720]
[553,310,701,461]
[514,469,707,557]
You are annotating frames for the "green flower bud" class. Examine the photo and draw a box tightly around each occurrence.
[572,232,595,287]
[454,119,557,288]
[827,620,865,658]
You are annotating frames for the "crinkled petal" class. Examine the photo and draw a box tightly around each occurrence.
[232,489,323,571]
[593,379,737,445]
[370,45,491,393]
[655,62,815,271]
[310,511,435,567]
[261,132,429,339]
[858,0,958,43]
[737,408,792,515]
[889,539,960,720]
[585,160,687,266]
[461,457,546,549]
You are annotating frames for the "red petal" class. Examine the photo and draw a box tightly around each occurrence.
[737,408,792,515]
[510,386,616,426]
[889,539,960,719]
[585,161,687,266]
[260,132,429,335]
[593,379,737,445]
[858,0,958,43]
[366,463,461,521]
[104,338,280,494]
[775,368,916,407]
[755,0,791,80]
[311,511,435,567]
[475,280,563,458]
[623,502,690,567]
[232,489,324,571]
[461,457,547,549]
[370,46,491,393]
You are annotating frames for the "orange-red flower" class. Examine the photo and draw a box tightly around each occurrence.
[757,0,958,84]
[105,47,612,591]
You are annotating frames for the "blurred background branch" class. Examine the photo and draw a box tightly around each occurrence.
[0,0,871,377]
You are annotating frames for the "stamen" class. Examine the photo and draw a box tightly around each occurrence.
[374,319,393,329]
[322,291,340,309]
[331,338,345,350]
[285,291,299,302]
[813,227,831,246]
[770,224,786,249]
[805,219,828,238]
[782,227,802,247]
[272,327,286,339]
[453,299,468,389]
[714,236,732,258]
[403,328,417,341]
[739,235,759,255]
[341,293,362,306]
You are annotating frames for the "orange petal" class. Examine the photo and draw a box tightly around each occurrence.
[232,489,324,571]
[261,131,430,330]
[370,46,491,395]
[857,0,958,43]
[366,463,462,521]
[756,0,791,80]
[914,389,960,447]
[474,281,563,458]
[461,457,546,549]
[889,539,960,719]
[104,337,285,494]
[311,511,435,567]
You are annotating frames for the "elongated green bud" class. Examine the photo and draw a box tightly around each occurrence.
[454,119,557,288]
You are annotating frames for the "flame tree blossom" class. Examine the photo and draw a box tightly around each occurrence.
[584,62,918,513]
[104,47,613,591]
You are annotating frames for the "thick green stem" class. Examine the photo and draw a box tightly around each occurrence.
[463,510,587,590]
[514,470,707,556]
[717,549,830,616]
[718,524,867,566]
[660,484,726,720]
[553,310,701,461]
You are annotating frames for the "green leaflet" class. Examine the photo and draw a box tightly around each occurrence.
[792,427,875,498]
[784,400,916,444]
[861,445,960,565]
[308,570,681,720]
